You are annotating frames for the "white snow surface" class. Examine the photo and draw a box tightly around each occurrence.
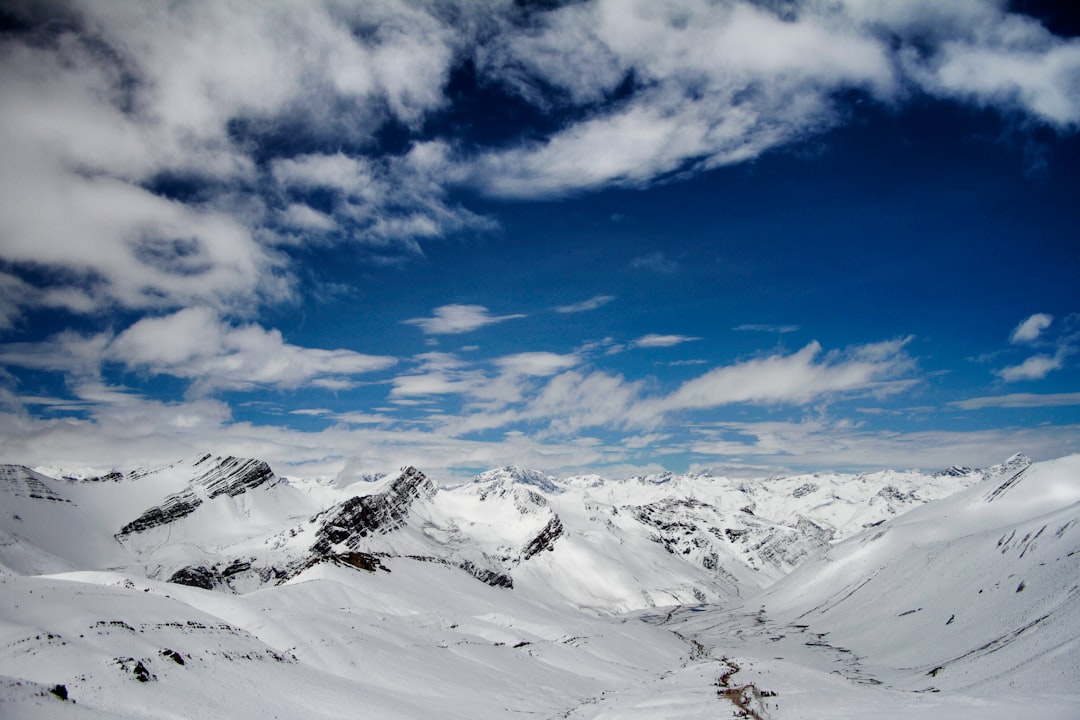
[0,452,1077,718]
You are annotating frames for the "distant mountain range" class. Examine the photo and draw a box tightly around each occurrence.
[1,452,1077,718]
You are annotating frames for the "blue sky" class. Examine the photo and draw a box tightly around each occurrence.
[0,0,1078,480]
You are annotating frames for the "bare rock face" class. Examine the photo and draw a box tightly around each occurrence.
[0,465,72,503]
[119,493,205,537]
[309,466,437,557]
[117,455,277,537]
[521,515,564,560]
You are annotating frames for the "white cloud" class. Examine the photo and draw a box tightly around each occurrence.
[495,352,578,377]
[3,0,1078,328]
[685,417,1080,471]
[0,1,473,324]
[471,0,897,196]
[951,392,1080,410]
[403,304,526,335]
[108,307,397,393]
[995,353,1064,382]
[734,324,801,334]
[631,334,700,349]
[639,338,914,420]
[555,295,616,313]
[1009,313,1053,343]
[468,0,1080,196]
[630,252,678,274]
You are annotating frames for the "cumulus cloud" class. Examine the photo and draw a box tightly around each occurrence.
[472,0,896,196]
[403,304,527,335]
[995,353,1064,382]
[1009,313,1053,343]
[107,307,397,393]
[2,1,1079,327]
[0,307,396,394]
[0,0,473,323]
[468,0,1080,196]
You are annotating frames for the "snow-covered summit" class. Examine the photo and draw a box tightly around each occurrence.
[470,465,562,494]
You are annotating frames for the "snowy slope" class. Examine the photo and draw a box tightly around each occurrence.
[756,453,1080,693]
[648,454,1080,719]
[2,451,1077,718]
[0,560,687,719]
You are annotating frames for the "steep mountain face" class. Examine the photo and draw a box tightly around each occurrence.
[309,466,437,555]
[0,465,72,504]
[117,455,278,537]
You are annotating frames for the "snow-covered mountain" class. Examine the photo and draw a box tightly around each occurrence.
[0,454,991,610]
[2,452,1077,718]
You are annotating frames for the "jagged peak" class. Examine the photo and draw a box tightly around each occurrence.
[986,453,1032,477]
[934,465,976,478]
[472,466,561,494]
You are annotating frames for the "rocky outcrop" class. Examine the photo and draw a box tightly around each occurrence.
[309,466,436,556]
[0,465,72,503]
[521,515,564,560]
[117,456,277,537]
[168,559,287,592]
[119,493,204,536]
[194,455,276,499]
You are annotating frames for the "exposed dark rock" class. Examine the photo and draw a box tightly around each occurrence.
[117,456,278,537]
[197,456,276,499]
[876,485,916,503]
[459,560,513,588]
[792,482,819,498]
[336,552,388,572]
[81,470,124,482]
[114,657,155,682]
[168,566,217,590]
[309,466,436,556]
[167,560,286,591]
[935,465,974,478]
[472,466,561,494]
[521,515,564,560]
[49,684,68,701]
[0,465,72,503]
[119,493,204,536]
[160,648,185,665]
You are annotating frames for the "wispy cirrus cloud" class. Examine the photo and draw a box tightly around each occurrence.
[631,334,700,349]
[951,392,1080,410]
[555,295,616,314]
[630,252,678,274]
[403,304,527,335]
[635,337,916,421]
[734,324,801,334]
